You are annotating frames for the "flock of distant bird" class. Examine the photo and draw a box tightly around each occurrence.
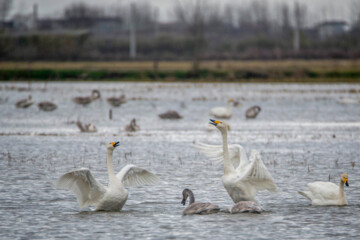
[14,89,350,214]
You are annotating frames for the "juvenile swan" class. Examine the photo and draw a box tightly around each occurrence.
[181,189,220,215]
[230,201,264,214]
[196,119,277,203]
[298,173,349,206]
[56,141,159,211]
[210,98,234,119]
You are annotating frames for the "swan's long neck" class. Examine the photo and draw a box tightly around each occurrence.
[339,179,346,204]
[107,149,116,181]
[226,101,231,110]
[187,190,195,204]
[221,129,234,174]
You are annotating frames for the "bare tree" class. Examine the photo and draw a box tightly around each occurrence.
[280,3,291,35]
[0,0,12,27]
[63,2,104,28]
[173,0,208,72]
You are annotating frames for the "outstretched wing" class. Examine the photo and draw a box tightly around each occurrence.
[116,164,159,187]
[56,168,106,208]
[240,150,277,192]
[194,142,248,169]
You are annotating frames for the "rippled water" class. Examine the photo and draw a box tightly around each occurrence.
[1,82,360,239]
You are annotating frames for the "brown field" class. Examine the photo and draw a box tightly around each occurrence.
[0,60,359,72]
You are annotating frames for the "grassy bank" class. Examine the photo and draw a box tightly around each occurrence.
[0,60,359,82]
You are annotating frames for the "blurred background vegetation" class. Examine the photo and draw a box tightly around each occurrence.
[0,0,359,81]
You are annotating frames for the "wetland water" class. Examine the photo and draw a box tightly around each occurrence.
[0,82,360,239]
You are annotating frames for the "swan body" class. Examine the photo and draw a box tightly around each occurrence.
[230,201,264,214]
[107,94,126,107]
[158,110,183,119]
[56,142,159,211]
[210,98,234,119]
[181,189,220,215]
[245,105,261,119]
[196,119,277,203]
[73,90,101,105]
[38,101,57,111]
[76,121,97,132]
[337,98,359,104]
[298,173,349,206]
[125,118,140,132]
[16,96,34,108]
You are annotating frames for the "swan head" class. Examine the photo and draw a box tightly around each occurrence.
[107,141,120,151]
[341,173,349,187]
[209,119,230,132]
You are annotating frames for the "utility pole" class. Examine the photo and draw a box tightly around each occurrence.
[129,3,136,59]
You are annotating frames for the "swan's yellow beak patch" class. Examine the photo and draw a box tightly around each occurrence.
[209,119,221,126]
[344,178,349,186]
[111,141,120,147]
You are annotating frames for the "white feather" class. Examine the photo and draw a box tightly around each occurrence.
[56,168,106,208]
[116,164,160,187]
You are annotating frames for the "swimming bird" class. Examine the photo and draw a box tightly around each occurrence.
[125,118,140,132]
[73,89,101,106]
[158,110,183,119]
[181,189,220,215]
[56,141,159,211]
[196,119,277,203]
[245,105,261,119]
[15,95,34,108]
[210,98,234,119]
[76,121,97,132]
[38,101,57,111]
[107,94,126,107]
[298,173,349,206]
[230,201,264,214]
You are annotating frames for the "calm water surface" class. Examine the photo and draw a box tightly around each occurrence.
[0,82,360,239]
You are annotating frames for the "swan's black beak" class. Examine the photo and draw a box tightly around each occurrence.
[345,179,349,187]
[181,198,186,205]
[209,119,220,126]
[112,141,120,147]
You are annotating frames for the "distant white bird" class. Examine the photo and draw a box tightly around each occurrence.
[210,98,234,119]
[125,118,140,132]
[181,189,220,215]
[196,119,277,203]
[337,97,359,105]
[73,89,101,106]
[56,141,159,211]
[298,173,349,206]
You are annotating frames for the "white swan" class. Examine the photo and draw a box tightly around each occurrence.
[181,189,220,215]
[56,141,159,211]
[210,98,234,119]
[195,119,277,203]
[298,173,349,206]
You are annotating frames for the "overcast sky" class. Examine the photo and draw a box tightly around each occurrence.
[11,0,355,26]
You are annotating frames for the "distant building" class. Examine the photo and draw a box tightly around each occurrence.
[317,21,349,40]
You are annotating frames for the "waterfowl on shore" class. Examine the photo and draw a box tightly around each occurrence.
[181,189,220,215]
[245,105,261,119]
[56,142,159,211]
[16,95,34,108]
[73,89,101,106]
[76,121,97,132]
[107,94,126,107]
[298,173,349,206]
[210,98,234,119]
[38,101,57,111]
[125,118,140,132]
[197,119,277,203]
[230,201,264,214]
[158,110,183,119]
